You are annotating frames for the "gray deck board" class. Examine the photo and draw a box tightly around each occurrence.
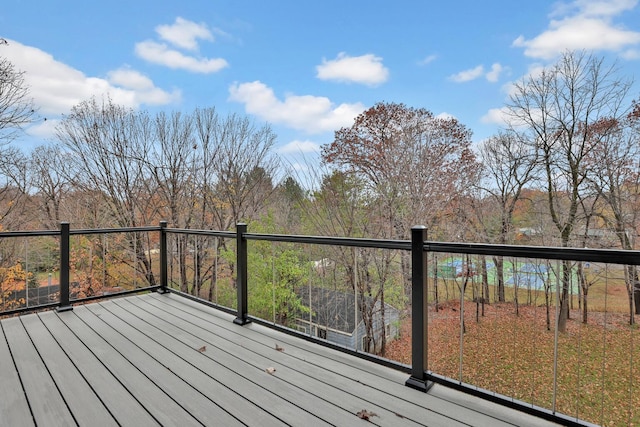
[71,305,236,427]
[0,320,35,427]
[36,310,161,427]
[116,296,414,427]
[57,307,203,427]
[0,292,563,427]
[141,293,527,427]
[129,295,454,427]
[83,302,293,427]
[2,316,76,427]
[96,299,332,427]
[19,314,118,427]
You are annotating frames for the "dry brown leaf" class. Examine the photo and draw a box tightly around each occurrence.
[356,409,377,421]
[275,344,284,352]
[197,346,206,353]
[265,367,276,374]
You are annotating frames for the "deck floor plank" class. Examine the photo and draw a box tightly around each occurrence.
[37,310,161,427]
[71,304,244,427]
[145,293,559,427]
[96,299,337,427]
[19,314,118,427]
[126,295,453,427]
[2,316,76,427]
[136,294,515,427]
[57,308,204,427]
[111,297,398,427]
[1,292,563,427]
[0,320,35,427]
[85,301,298,427]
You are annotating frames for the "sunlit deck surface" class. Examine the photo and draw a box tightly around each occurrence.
[1,293,560,427]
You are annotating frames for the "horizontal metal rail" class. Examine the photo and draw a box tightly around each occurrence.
[166,228,235,239]
[69,225,161,235]
[0,230,59,238]
[427,241,640,264]
[244,232,411,250]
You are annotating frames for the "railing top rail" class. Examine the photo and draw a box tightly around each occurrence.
[69,225,161,235]
[244,232,411,250]
[0,230,59,238]
[166,228,235,239]
[2,223,639,265]
[428,241,640,265]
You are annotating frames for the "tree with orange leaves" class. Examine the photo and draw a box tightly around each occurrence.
[322,101,478,307]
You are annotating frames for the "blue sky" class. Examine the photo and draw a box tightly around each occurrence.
[2,0,640,169]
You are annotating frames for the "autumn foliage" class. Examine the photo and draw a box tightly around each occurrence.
[386,301,639,427]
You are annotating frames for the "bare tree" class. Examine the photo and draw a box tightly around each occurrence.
[584,104,640,324]
[0,55,35,146]
[56,96,158,286]
[506,51,633,332]
[207,113,279,231]
[322,102,477,298]
[28,144,75,228]
[0,49,35,228]
[475,132,537,302]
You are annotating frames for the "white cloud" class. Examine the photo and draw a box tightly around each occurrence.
[485,63,504,82]
[450,63,506,84]
[1,40,180,117]
[135,40,228,73]
[26,119,60,138]
[571,0,637,17]
[228,80,365,133]
[107,67,181,105]
[481,107,510,125]
[418,54,438,66]
[156,17,214,50]
[316,53,389,86]
[435,112,457,120]
[481,106,544,128]
[449,65,485,82]
[278,140,320,154]
[513,0,640,59]
[621,48,640,59]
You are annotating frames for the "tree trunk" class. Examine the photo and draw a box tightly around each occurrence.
[493,256,505,302]
[557,260,571,333]
[481,257,489,316]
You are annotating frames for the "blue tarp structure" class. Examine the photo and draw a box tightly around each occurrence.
[434,259,577,292]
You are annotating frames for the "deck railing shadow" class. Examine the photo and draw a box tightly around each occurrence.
[2,221,636,427]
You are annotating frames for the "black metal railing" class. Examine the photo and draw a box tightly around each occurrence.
[3,221,636,426]
[0,223,161,316]
[167,224,634,427]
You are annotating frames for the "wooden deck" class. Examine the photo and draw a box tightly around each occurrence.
[0,292,561,426]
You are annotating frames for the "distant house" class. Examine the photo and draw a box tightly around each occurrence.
[294,287,400,353]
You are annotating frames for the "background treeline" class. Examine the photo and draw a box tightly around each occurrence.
[1,51,640,336]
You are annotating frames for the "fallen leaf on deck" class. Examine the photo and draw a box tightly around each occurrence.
[197,346,206,352]
[356,409,377,421]
[265,367,276,374]
[275,344,284,352]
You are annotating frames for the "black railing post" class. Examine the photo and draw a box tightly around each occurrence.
[159,221,169,294]
[406,225,432,392]
[56,222,73,312]
[233,223,251,325]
